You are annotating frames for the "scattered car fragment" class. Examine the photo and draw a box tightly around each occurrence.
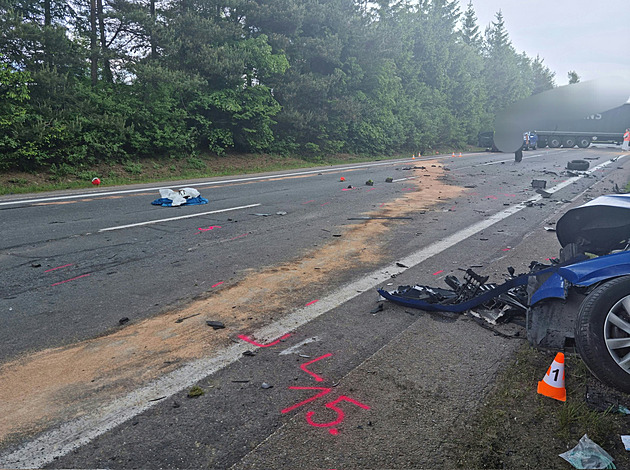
[379,194,630,392]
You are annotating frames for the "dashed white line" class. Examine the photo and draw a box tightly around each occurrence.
[98,203,261,232]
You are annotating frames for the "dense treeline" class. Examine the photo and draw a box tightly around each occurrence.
[0,0,556,171]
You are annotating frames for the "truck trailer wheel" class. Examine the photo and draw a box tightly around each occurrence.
[548,136,562,148]
[576,136,591,148]
[563,137,576,148]
[575,276,630,392]
[567,159,589,171]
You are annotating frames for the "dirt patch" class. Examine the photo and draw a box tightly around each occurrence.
[0,161,464,445]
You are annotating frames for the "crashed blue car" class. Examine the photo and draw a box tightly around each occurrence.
[379,194,630,392]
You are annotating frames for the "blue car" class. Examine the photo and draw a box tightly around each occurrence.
[379,194,630,392]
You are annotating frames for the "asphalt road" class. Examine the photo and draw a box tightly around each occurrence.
[1,146,629,468]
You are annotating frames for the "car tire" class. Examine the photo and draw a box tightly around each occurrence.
[575,276,630,392]
[576,136,591,148]
[563,137,576,148]
[548,136,561,148]
[567,159,589,171]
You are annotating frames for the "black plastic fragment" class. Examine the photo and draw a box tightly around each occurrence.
[206,320,225,330]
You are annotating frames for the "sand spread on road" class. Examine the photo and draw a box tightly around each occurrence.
[0,161,463,445]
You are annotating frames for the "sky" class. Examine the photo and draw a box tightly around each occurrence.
[461,0,630,86]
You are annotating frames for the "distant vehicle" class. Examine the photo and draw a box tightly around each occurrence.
[522,132,538,150]
[477,131,499,151]
[536,103,630,149]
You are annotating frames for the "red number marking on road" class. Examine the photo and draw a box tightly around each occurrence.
[238,333,292,348]
[51,273,91,287]
[44,264,73,272]
[300,353,332,382]
[281,387,333,414]
[305,396,370,427]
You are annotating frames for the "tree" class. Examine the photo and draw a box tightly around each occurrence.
[531,55,555,94]
[460,1,482,51]
[568,70,580,84]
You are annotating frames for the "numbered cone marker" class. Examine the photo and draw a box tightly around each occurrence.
[537,352,566,402]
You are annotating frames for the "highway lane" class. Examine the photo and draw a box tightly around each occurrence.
[0,148,624,363]
[0,156,462,361]
[1,146,628,468]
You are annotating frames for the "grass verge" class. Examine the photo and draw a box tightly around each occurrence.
[452,344,630,469]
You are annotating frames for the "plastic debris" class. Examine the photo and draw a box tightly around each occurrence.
[621,435,630,451]
[385,177,394,183]
[242,350,256,356]
[276,211,287,216]
[559,434,615,469]
[118,317,130,325]
[261,382,273,389]
[370,304,384,314]
[206,321,225,330]
[366,180,374,186]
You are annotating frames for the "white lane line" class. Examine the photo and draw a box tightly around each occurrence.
[98,204,261,232]
[0,157,439,207]
[278,337,321,356]
[2,155,625,469]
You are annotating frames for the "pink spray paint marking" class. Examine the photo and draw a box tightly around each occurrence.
[321,202,331,206]
[51,273,91,287]
[503,194,516,197]
[432,270,444,276]
[238,333,292,348]
[305,300,319,307]
[402,188,414,191]
[305,396,370,427]
[302,200,315,204]
[366,188,377,192]
[329,428,339,435]
[230,233,248,240]
[487,195,498,200]
[211,281,224,288]
[281,387,333,414]
[341,188,353,191]
[198,225,221,232]
[502,248,511,251]
[44,264,73,273]
[300,353,333,382]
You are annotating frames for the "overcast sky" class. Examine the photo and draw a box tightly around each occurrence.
[462,0,630,86]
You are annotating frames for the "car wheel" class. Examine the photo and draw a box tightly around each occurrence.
[563,137,576,148]
[575,276,630,392]
[548,137,561,148]
[567,159,589,171]
[576,136,591,148]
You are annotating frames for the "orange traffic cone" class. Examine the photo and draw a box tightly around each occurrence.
[412,154,415,159]
[452,152,455,157]
[537,352,566,401]
[458,152,462,158]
